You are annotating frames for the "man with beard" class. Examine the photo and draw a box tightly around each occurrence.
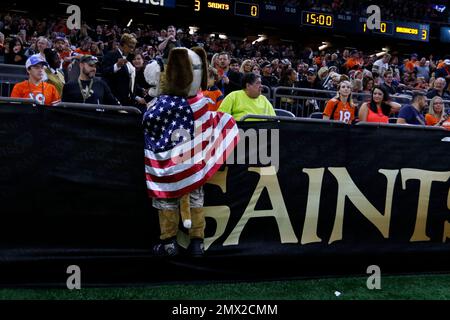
[62,55,119,105]
[397,92,427,125]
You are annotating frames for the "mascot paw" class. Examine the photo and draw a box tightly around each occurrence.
[188,238,205,257]
[183,219,192,229]
[152,239,179,257]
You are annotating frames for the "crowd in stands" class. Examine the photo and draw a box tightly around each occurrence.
[1,11,449,127]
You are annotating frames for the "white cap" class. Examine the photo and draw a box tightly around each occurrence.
[25,54,48,69]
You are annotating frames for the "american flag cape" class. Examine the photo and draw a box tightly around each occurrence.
[143,92,240,199]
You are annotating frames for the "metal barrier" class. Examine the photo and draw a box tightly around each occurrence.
[240,114,336,124]
[356,121,447,131]
[240,114,449,132]
[0,97,35,104]
[0,96,141,115]
[54,101,142,115]
[0,64,28,97]
[261,85,271,102]
[271,86,450,118]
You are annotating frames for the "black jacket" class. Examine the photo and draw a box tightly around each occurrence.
[101,49,137,107]
[62,78,119,106]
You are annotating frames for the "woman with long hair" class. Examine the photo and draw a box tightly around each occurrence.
[132,51,149,106]
[358,86,401,123]
[5,38,26,65]
[425,96,448,126]
[252,64,260,76]
[323,80,356,124]
[362,77,374,93]
[279,67,298,87]
[278,67,299,109]
[240,59,253,74]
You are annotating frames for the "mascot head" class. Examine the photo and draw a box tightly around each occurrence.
[144,47,208,98]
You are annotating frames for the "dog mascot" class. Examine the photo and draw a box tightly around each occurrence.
[143,47,239,257]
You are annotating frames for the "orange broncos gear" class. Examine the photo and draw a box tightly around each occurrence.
[323,98,355,124]
[11,80,61,106]
[203,86,224,111]
[425,114,440,126]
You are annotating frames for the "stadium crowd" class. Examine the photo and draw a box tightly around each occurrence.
[1,10,449,127]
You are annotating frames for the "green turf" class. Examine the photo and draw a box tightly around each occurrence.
[1,274,449,300]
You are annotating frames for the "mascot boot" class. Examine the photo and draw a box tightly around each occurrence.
[152,209,180,256]
[188,207,205,257]
[180,192,205,257]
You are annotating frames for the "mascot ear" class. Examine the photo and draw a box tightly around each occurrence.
[191,46,208,91]
[144,60,162,98]
[165,48,193,97]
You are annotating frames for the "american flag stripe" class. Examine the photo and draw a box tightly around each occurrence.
[146,135,239,198]
[146,119,239,182]
[144,92,240,198]
[145,120,238,182]
[144,116,236,172]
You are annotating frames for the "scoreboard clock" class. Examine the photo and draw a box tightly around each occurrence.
[301,11,334,28]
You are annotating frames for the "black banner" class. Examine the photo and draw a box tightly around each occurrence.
[1,103,450,285]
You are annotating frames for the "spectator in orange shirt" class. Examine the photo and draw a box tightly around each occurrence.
[323,80,356,124]
[203,66,224,111]
[10,55,60,106]
[344,50,362,71]
[54,36,71,68]
[74,37,94,56]
[404,53,418,73]
[425,96,448,126]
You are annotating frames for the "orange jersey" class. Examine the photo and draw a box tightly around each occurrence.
[404,60,416,73]
[203,87,224,111]
[58,50,72,69]
[11,80,61,106]
[425,114,440,126]
[74,48,92,56]
[323,98,355,124]
[344,57,360,70]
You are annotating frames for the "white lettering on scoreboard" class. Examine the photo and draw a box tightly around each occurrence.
[126,0,165,6]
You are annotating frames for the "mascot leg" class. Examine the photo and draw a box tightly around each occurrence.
[180,194,192,229]
[152,198,180,256]
[187,187,206,256]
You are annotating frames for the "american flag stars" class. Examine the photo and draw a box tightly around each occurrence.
[143,95,195,152]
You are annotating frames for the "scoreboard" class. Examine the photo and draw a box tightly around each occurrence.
[192,0,433,42]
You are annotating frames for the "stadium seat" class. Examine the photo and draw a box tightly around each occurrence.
[275,109,295,118]
[310,112,323,119]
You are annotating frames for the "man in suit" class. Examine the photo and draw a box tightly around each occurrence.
[101,33,139,107]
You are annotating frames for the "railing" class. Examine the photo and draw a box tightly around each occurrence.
[240,114,449,132]
[261,85,271,102]
[272,86,450,118]
[0,96,142,115]
[55,101,141,115]
[0,64,28,97]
